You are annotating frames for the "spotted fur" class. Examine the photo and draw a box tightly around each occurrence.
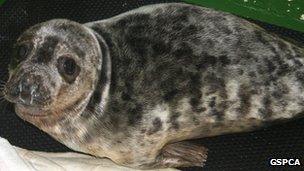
[4,2,304,169]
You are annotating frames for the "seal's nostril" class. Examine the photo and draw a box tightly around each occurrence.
[21,77,33,91]
[18,74,42,105]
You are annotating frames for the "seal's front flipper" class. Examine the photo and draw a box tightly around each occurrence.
[156,141,208,168]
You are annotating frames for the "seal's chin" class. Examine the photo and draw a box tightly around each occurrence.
[4,90,52,116]
[15,103,50,118]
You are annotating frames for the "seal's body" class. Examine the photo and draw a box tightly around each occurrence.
[4,3,304,169]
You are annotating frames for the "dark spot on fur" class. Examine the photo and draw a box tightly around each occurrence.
[238,84,251,116]
[163,89,178,102]
[197,107,206,113]
[205,93,223,118]
[238,69,244,75]
[265,58,276,73]
[272,91,282,99]
[203,53,217,66]
[218,55,231,66]
[204,74,226,95]
[152,41,172,56]
[173,43,193,58]
[147,117,163,135]
[128,104,143,126]
[209,97,216,108]
[168,112,180,130]
[121,92,131,101]
[254,30,269,45]
[248,71,256,77]
[260,96,273,119]
[172,24,184,31]
[192,116,200,125]
[181,24,199,36]
[110,103,120,113]
[153,117,162,129]
[206,39,215,49]
[189,73,203,112]
[128,25,146,36]
[219,26,232,35]
[190,73,201,85]
[190,97,199,108]
[50,81,56,87]
[140,129,146,134]
[211,109,224,121]
[295,71,304,84]
[286,54,293,60]
[124,81,133,96]
[278,41,288,50]
[257,65,265,74]
[294,59,303,67]
[276,63,290,76]
[126,36,151,58]
[116,18,128,28]
[35,36,59,64]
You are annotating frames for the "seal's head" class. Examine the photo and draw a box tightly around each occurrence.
[3,19,102,125]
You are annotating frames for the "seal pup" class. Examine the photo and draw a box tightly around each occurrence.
[3,2,304,169]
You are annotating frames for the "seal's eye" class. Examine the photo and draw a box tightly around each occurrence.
[9,43,32,70]
[63,58,76,75]
[57,56,80,83]
[15,43,32,60]
[18,44,29,58]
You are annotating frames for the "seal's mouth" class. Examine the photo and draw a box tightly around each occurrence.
[3,84,52,118]
[3,91,48,108]
[15,103,50,118]
[3,74,53,109]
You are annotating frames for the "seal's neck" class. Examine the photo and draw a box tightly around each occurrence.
[85,27,112,118]
[47,27,113,154]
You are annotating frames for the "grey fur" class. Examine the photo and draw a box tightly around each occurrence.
[3,3,304,169]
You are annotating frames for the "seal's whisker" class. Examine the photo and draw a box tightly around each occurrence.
[0,91,4,97]
[0,97,6,105]
[0,90,4,97]
[0,85,6,95]
[0,83,5,88]
[0,80,6,84]
[0,86,6,92]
